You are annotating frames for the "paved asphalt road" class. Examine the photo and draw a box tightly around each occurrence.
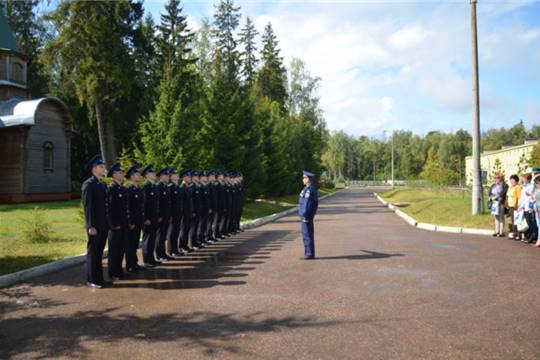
[2,188,540,359]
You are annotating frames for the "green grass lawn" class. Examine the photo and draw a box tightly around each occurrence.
[379,187,493,230]
[0,200,87,276]
[0,187,339,275]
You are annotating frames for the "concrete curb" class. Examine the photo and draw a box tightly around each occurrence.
[0,190,342,288]
[373,192,492,237]
[0,253,87,288]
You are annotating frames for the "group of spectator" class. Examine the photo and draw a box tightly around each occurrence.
[488,167,540,247]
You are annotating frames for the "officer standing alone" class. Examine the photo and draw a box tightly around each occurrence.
[299,171,318,260]
[81,155,109,288]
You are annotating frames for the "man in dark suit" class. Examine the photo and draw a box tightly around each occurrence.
[81,155,109,288]
[106,163,129,281]
[126,165,145,273]
[141,165,160,267]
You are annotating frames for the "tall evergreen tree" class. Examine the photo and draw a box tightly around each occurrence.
[212,0,241,85]
[156,0,195,74]
[201,0,245,172]
[257,23,287,110]
[43,0,142,166]
[239,17,258,87]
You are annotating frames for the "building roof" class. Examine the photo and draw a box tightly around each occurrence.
[0,8,20,53]
[465,140,539,159]
[0,97,69,128]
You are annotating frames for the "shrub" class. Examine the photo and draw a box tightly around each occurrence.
[21,207,53,243]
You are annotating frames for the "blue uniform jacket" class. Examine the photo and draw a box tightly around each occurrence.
[299,184,318,221]
[81,176,109,231]
[108,182,129,229]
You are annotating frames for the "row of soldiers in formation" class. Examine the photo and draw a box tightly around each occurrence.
[82,155,244,289]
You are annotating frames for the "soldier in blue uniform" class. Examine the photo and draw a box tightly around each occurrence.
[228,173,238,235]
[156,168,173,261]
[141,165,160,267]
[299,171,319,260]
[234,172,244,233]
[81,155,109,288]
[198,171,212,246]
[168,168,183,257]
[190,171,203,249]
[179,170,194,253]
[125,165,145,273]
[106,163,129,280]
[207,170,220,242]
[216,171,227,239]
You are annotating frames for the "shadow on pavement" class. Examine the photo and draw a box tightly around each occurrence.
[0,308,379,358]
[3,230,297,292]
[315,250,404,261]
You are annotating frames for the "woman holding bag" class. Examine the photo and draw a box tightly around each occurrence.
[488,174,508,237]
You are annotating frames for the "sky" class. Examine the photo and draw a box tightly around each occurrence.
[143,0,540,138]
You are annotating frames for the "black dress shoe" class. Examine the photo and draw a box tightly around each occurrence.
[144,262,155,268]
[135,265,147,271]
[301,256,315,260]
[87,282,103,289]
[126,268,136,274]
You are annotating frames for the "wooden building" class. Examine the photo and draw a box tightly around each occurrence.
[0,9,71,203]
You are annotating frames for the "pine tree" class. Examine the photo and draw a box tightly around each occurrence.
[489,158,505,182]
[257,23,288,110]
[156,0,195,74]
[517,153,529,174]
[43,0,141,166]
[212,0,241,85]
[239,17,258,87]
[201,0,245,172]
[135,68,182,169]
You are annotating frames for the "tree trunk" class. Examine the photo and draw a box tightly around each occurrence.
[106,120,117,165]
[94,97,109,167]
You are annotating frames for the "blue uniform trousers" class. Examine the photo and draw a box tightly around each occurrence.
[301,220,315,258]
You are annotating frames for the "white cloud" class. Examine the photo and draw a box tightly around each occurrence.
[389,25,427,49]
[245,1,540,136]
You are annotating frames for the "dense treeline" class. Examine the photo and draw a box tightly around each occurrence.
[2,0,326,198]
[2,0,539,193]
[323,121,540,186]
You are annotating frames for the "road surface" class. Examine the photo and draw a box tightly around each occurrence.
[1,188,540,359]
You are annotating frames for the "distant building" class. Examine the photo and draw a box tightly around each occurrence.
[465,140,538,185]
[0,9,71,203]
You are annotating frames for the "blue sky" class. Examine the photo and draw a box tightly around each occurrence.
[143,0,540,137]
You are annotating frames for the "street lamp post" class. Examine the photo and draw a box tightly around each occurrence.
[470,0,484,215]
